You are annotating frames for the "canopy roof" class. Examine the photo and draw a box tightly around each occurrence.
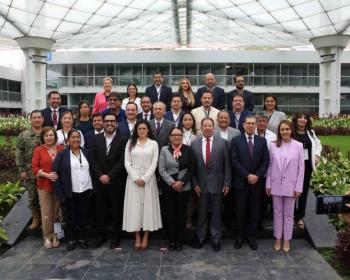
[0,0,349,50]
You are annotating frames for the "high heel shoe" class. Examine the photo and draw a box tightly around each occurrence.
[274,240,281,251]
[44,238,53,249]
[282,241,290,252]
[52,237,60,248]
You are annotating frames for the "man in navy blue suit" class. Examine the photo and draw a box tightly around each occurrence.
[137,95,154,121]
[164,94,185,128]
[145,72,172,110]
[41,90,68,130]
[195,73,225,110]
[229,94,251,133]
[118,102,138,137]
[84,113,104,150]
[230,115,269,251]
[227,74,254,112]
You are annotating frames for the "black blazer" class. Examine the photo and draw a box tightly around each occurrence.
[230,134,269,190]
[226,89,254,112]
[53,148,92,201]
[41,107,68,130]
[118,120,132,138]
[229,110,251,133]
[145,85,172,110]
[90,131,127,186]
[164,110,185,129]
[195,86,225,110]
[137,112,154,121]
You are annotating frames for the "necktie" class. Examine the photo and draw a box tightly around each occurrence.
[52,110,58,127]
[206,137,211,167]
[248,136,254,158]
[144,113,148,121]
[156,121,161,135]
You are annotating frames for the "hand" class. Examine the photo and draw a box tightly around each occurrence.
[194,185,201,197]
[294,191,301,198]
[99,175,111,185]
[315,155,320,166]
[135,179,145,187]
[20,171,28,181]
[222,186,230,196]
[172,181,183,193]
[247,174,258,185]
[46,172,58,182]
[266,188,271,196]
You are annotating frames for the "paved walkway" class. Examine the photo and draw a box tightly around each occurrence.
[0,236,342,280]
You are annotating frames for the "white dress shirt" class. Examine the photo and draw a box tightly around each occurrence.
[255,129,276,151]
[70,150,93,193]
[104,131,116,154]
[155,85,162,100]
[219,129,229,141]
[202,135,213,163]
[171,110,181,127]
[127,119,137,134]
[94,129,104,135]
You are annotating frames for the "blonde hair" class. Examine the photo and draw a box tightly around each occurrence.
[178,78,195,107]
[103,76,113,85]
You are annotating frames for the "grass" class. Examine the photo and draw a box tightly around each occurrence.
[0,136,16,145]
[319,135,350,157]
[319,248,350,280]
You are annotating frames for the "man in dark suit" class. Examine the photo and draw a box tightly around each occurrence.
[164,94,185,129]
[84,113,104,150]
[229,94,251,133]
[41,90,68,130]
[227,74,254,112]
[230,115,269,250]
[90,113,127,249]
[118,102,138,137]
[145,72,172,110]
[137,95,154,121]
[191,117,231,251]
[195,73,225,110]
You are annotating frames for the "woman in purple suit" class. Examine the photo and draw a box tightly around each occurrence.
[266,120,304,252]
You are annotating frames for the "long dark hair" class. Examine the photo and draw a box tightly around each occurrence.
[292,112,312,132]
[276,120,295,147]
[127,83,139,98]
[76,100,91,126]
[182,112,197,135]
[129,119,155,151]
[263,94,279,111]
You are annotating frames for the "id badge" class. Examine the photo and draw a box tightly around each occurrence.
[304,149,309,160]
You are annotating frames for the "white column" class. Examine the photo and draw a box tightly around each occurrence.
[310,35,350,115]
[15,36,55,113]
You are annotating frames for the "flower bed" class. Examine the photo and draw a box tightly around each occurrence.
[0,114,30,136]
[313,115,350,136]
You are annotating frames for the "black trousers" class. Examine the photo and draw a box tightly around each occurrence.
[64,190,91,241]
[163,189,189,243]
[295,160,312,220]
[95,183,125,240]
[235,187,262,242]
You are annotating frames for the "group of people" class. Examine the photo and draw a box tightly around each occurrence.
[15,72,322,254]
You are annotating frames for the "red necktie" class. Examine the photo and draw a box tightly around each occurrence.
[206,137,211,167]
[52,110,58,127]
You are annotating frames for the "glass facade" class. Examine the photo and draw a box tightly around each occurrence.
[0,78,21,103]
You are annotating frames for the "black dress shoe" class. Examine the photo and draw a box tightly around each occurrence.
[175,242,183,251]
[248,241,258,250]
[212,241,221,252]
[93,236,106,248]
[193,240,205,249]
[77,239,89,249]
[234,239,244,249]
[66,241,76,251]
[110,239,120,249]
[169,242,176,251]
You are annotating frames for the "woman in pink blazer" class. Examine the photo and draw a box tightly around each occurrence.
[92,77,113,113]
[266,120,304,252]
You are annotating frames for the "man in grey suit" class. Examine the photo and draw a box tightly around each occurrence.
[192,117,231,251]
[214,110,241,143]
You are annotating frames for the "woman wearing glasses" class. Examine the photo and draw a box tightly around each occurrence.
[158,127,194,251]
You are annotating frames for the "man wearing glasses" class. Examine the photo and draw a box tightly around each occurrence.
[102,92,126,123]
[90,113,127,249]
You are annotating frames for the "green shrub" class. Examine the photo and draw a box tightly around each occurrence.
[0,115,30,136]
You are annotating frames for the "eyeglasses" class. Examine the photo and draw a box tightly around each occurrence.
[170,134,183,137]
[104,120,116,123]
[109,98,118,102]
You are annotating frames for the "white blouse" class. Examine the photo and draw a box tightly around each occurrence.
[121,97,142,114]
[56,129,85,147]
[70,150,93,193]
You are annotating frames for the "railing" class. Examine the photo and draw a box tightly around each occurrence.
[0,90,22,103]
[53,74,321,89]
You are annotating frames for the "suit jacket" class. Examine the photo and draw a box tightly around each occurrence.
[229,110,251,133]
[164,110,185,129]
[149,118,175,150]
[267,110,287,135]
[53,148,92,201]
[230,134,270,190]
[41,107,68,130]
[191,106,220,134]
[145,84,172,110]
[118,120,134,138]
[266,139,304,197]
[191,135,231,194]
[214,127,240,143]
[90,131,127,186]
[137,111,154,121]
[226,89,254,112]
[84,130,103,150]
[195,86,225,110]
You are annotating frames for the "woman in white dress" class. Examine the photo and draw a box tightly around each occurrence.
[121,83,142,114]
[123,119,162,250]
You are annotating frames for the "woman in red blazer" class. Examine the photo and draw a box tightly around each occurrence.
[32,126,64,249]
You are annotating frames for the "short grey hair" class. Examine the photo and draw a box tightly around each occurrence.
[255,111,269,120]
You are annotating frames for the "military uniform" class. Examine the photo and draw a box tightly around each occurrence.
[15,128,41,211]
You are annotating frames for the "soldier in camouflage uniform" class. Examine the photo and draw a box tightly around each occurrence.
[15,110,44,230]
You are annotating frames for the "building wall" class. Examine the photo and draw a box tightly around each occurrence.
[0,65,23,112]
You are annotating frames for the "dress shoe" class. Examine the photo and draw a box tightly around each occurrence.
[66,241,76,251]
[212,241,221,252]
[248,241,258,251]
[194,240,205,249]
[110,239,120,249]
[169,242,176,251]
[282,241,290,252]
[93,236,106,248]
[274,240,281,251]
[77,239,89,249]
[175,242,183,251]
[234,239,244,249]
